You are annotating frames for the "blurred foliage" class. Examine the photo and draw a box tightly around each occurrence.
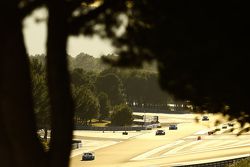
[227,157,250,167]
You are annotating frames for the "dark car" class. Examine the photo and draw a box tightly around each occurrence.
[169,124,178,130]
[82,152,95,161]
[215,128,221,132]
[222,125,227,129]
[202,116,209,121]
[157,125,162,128]
[228,122,234,127]
[155,129,165,135]
[122,131,128,135]
[208,131,214,135]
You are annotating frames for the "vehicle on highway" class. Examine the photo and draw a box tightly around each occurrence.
[169,124,178,130]
[155,129,165,135]
[228,122,234,127]
[122,131,128,135]
[202,116,209,121]
[157,124,162,128]
[215,128,221,131]
[208,130,214,135]
[222,124,227,129]
[82,152,95,161]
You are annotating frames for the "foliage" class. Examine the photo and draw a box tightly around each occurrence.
[73,85,100,125]
[40,139,49,152]
[227,157,250,167]
[102,1,250,124]
[111,104,133,126]
[123,71,169,105]
[71,53,109,72]
[30,57,50,139]
[70,67,97,92]
[2,1,250,167]
[96,73,125,106]
[98,92,111,121]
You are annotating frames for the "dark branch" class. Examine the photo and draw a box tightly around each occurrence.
[19,0,46,20]
[68,0,112,35]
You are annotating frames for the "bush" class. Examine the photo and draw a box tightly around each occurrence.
[111,104,133,126]
[227,157,250,167]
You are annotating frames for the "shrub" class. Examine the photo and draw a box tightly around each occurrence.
[111,104,133,126]
[227,157,250,167]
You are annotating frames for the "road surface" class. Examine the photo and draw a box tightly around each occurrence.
[70,113,250,167]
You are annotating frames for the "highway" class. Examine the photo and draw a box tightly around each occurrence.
[70,113,250,167]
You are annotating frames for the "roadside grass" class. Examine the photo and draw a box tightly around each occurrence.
[91,119,111,127]
[227,157,250,167]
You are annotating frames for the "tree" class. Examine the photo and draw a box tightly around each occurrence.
[30,58,50,140]
[71,68,97,92]
[2,1,250,167]
[1,2,46,167]
[1,1,129,167]
[73,86,100,125]
[96,73,125,106]
[111,104,133,126]
[103,1,250,124]
[98,92,111,122]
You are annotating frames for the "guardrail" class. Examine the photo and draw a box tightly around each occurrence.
[173,155,250,167]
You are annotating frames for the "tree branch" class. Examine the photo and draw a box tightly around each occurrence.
[68,0,112,34]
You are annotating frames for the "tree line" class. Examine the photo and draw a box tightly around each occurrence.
[2,1,249,167]
[30,55,171,138]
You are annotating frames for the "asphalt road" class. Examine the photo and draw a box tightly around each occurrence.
[70,113,250,167]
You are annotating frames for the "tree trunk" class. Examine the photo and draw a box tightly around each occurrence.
[0,1,46,167]
[47,1,74,167]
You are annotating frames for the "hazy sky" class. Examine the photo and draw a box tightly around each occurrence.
[22,8,115,57]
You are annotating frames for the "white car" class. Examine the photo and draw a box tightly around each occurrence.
[82,152,95,161]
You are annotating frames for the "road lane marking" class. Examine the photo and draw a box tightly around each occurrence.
[162,140,201,155]
[190,140,237,151]
[70,140,120,157]
[130,140,185,161]
[161,143,250,157]
[194,129,209,135]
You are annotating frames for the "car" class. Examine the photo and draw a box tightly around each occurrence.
[228,122,234,127]
[222,125,227,129]
[169,124,178,130]
[155,129,165,135]
[122,131,128,135]
[202,116,209,121]
[208,131,214,135]
[157,125,162,128]
[82,152,95,161]
[215,128,221,131]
